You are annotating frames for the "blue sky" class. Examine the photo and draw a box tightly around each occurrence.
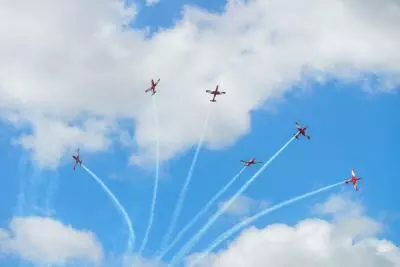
[1,78,399,264]
[130,0,226,31]
[0,0,399,267]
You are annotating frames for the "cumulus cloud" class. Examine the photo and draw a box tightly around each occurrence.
[314,193,356,214]
[218,195,269,217]
[15,117,113,168]
[0,0,399,168]
[125,255,167,267]
[145,0,160,7]
[186,195,400,267]
[314,194,382,239]
[0,216,103,265]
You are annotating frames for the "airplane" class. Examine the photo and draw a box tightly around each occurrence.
[240,158,262,166]
[294,122,311,140]
[345,169,362,191]
[206,85,226,102]
[145,78,160,95]
[72,148,83,171]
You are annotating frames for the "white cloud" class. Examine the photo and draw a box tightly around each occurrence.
[187,195,400,267]
[125,255,167,267]
[0,0,399,168]
[0,216,103,265]
[14,117,113,169]
[314,193,355,214]
[145,0,160,7]
[218,195,268,217]
[314,194,382,239]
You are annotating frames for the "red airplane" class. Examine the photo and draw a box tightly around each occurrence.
[240,158,262,166]
[72,149,82,171]
[145,78,160,95]
[294,122,311,140]
[345,169,362,191]
[206,85,226,102]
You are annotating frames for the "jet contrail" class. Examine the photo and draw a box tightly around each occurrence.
[169,136,296,266]
[160,105,212,251]
[82,164,135,253]
[156,166,247,260]
[138,96,161,256]
[188,180,345,267]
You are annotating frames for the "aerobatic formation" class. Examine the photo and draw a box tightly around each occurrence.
[71,77,363,265]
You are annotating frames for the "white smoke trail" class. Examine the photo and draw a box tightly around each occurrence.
[169,136,296,266]
[23,162,50,216]
[156,167,246,260]
[82,164,135,254]
[43,172,58,216]
[160,105,212,251]
[138,96,161,255]
[188,180,345,267]
[33,164,58,217]
[15,154,29,216]
[28,162,41,215]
